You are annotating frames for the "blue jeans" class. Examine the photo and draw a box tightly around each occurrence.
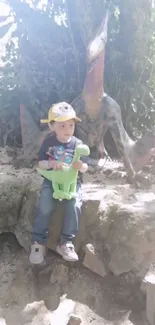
[32,178,83,245]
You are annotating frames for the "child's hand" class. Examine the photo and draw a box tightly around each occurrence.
[72,160,88,173]
[49,160,65,170]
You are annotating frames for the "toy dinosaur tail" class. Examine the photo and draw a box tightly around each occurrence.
[36,168,54,181]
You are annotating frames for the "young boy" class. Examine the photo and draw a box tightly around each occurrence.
[29,102,88,264]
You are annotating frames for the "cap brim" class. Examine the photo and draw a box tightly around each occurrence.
[75,117,82,122]
[40,119,49,124]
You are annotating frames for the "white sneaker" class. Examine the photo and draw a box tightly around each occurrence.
[56,242,78,262]
[29,242,46,264]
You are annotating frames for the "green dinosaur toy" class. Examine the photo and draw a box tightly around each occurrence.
[37,144,90,200]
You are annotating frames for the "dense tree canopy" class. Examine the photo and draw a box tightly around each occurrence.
[0,0,155,146]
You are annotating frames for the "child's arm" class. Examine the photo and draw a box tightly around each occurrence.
[79,162,88,173]
[38,138,63,170]
[38,160,51,170]
[38,160,64,170]
[72,161,88,173]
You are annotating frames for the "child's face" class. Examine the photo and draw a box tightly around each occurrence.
[49,119,75,142]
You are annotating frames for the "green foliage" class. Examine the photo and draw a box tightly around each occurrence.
[0,0,155,145]
[105,0,155,137]
[0,0,87,145]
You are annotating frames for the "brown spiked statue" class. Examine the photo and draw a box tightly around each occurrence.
[20,12,155,183]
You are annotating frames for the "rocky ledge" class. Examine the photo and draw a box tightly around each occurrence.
[1,150,155,280]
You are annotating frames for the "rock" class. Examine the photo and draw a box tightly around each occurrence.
[22,294,76,325]
[0,318,7,325]
[140,279,146,294]
[129,132,155,172]
[143,270,155,325]
[22,300,46,323]
[2,161,155,278]
[67,314,82,325]
[90,320,134,325]
[0,173,29,230]
[14,186,39,252]
[105,190,155,276]
[83,243,107,278]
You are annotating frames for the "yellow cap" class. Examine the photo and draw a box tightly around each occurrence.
[40,102,81,123]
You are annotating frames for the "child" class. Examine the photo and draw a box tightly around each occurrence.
[29,102,88,264]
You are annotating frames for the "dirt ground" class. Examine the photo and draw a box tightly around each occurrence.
[0,232,148,325]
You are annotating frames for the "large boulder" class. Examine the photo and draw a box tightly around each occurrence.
[0,173,29,230]
[1,158,155,278]
[21,295,76,325]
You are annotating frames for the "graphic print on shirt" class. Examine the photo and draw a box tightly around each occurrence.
[46,146,73,165]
